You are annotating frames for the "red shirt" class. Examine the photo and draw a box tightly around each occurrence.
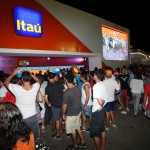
[5,91,16,104]
[144,83,150,110]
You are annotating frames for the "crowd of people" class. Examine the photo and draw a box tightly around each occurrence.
[0,64,150,150]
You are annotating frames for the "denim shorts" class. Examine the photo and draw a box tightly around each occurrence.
[81,105,92,116]
[51,106,62,121]
[104,101,115,112]
[115,90,122,99]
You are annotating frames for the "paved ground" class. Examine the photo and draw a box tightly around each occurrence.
[40,103,150,150]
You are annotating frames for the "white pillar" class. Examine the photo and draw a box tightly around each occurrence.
[88,56,102,71]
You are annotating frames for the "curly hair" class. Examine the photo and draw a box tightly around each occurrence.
[0,102,31,150]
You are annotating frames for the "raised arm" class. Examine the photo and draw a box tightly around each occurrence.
[30,73,40,83]
[4,68,19,89]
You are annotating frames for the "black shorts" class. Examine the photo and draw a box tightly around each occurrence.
[90,108,105,137]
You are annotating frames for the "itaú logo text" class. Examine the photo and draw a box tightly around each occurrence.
[16,20,41,33]
[14,6,43,37]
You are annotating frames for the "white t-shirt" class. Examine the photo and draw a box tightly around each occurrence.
[0,85,8,98]
[103,78,120,102]
[9,83,40,119]
[41,81,48,96]
[81,82,93,106]
[40,81,48,106]
[130,79,144,94]
[116,81,121,90]
[92,82,108,113]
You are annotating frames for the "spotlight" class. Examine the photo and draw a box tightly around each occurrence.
[47,57,50,60]
[84,58,87,60]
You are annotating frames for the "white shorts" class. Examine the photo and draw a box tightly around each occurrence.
[65,112,81,134]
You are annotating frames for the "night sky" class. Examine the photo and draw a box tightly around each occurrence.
[55,0,149,53]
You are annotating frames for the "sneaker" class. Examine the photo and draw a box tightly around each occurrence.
[52,134,61,139]
[105,127,110,132]
[111,124,117,129]
[118,106,122,110]
[109,120,112,124]
[41,128,45,133]
[121,111,127,114]
[126,107,130,111]
[78,143,87,148]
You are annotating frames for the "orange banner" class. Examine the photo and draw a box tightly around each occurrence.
[102,25,128,40]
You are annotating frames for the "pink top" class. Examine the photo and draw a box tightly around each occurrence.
[144,83,150,110]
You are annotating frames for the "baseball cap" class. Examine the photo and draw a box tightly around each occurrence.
[106,70,112,76]
[74,68,79,74]
[113,71,120,76]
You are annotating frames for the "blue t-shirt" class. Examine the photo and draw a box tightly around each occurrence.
[129,73,134,81]
[75,74,83,90]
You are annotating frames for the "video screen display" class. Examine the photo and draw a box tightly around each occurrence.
[18,59,30,67]
[102,25,128,60]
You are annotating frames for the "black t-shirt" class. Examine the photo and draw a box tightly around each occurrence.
[45,82,64,108]
[63,86,81,116]
[119,74,129,90]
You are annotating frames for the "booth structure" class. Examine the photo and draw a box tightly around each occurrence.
[130,49,150,65]
[0,0,130,73]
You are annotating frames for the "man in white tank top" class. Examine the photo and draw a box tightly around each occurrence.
[80,72,93,132]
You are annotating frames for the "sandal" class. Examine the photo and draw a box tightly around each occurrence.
[81,128,86,131]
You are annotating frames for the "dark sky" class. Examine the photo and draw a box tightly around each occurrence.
[55,0,149,53]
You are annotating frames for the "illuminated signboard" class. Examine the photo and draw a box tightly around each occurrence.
[102,25,128,60]
[14,6,43,37]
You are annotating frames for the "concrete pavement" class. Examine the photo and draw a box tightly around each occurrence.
[40,104,150,150]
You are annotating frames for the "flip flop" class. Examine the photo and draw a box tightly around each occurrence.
[81,128,86,131]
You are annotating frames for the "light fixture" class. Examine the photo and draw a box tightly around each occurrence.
[47,57,50,60]
[130,52,150,60]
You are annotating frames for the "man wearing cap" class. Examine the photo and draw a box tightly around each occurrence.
[103,69,120,131]
[72,67,83,90]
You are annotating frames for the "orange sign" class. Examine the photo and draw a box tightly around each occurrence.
[102,25,128,41]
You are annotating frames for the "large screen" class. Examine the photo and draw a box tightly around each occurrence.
[102,25,128,60]
[18,59,30,67]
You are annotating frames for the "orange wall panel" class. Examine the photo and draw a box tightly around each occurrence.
[0,0,92,53]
